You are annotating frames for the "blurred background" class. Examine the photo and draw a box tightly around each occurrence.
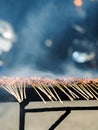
[0,0,98,77]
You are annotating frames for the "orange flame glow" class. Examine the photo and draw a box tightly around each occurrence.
[74,0,83,7]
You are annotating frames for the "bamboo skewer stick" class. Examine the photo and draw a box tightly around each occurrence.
[50,84,63,103]
[31,84,47,104]
[0,77,98,103]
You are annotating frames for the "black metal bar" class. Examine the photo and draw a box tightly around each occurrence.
[25,106,98,113]
[48,109,71,130]
[19,103,25,130]
[70,106,98,111]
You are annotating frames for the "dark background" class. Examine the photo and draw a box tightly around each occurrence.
[0,0,98,77]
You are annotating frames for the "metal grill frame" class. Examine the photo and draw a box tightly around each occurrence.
[0,87,98,130]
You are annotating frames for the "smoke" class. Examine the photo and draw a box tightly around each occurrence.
[0,0,98,77]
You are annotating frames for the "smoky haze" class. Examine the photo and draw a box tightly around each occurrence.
[0,0,98,77]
